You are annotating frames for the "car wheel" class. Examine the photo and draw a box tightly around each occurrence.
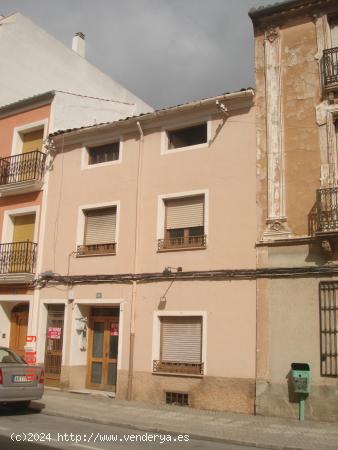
[8,401,31,409]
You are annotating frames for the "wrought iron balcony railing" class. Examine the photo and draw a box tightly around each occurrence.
[316,187,338,233]
[153,360,204,375]
[0,151,46,185]
[158,235,207,251]
[77,243,116,256]
[0,241,37,274]
[323,47,338,88]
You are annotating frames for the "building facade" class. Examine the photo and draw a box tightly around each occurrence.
[0,13,152,113]
[36,90,257,413]
[250,0,338,422]
[0,11,152,373]
[0,88,149,366]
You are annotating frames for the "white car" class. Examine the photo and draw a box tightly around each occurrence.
[0,347,44,408]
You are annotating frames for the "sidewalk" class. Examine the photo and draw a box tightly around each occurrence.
[31,388,338,450]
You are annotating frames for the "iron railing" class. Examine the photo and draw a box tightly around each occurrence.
[77,243,116,256]
[158,235,207,251]
[0,241,37,274]
[316,187,338,233]
[153,360,204,375]
[0,151,46,185]
[319,282,338,377]
[323,47,338,88]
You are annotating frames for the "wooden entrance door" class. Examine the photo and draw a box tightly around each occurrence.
[87,314,119,391]
[10,303,29,358]
[44,305,65,387]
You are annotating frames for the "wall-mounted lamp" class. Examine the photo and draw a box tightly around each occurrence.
[163,266,183,276]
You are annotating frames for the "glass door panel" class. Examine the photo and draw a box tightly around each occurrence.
[92,322,104,358]
[87,316,119,391]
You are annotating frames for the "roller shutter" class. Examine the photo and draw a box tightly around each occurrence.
[84,207,116,245]
[160,316,202,363]
[166,196,204,229]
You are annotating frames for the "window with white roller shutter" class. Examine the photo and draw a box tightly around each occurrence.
[160,316,202,363]
[84,207,116,245]
[162,195,206,249]
[165,196,204,230]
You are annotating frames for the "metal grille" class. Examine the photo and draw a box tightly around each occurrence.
[158,235,207,251]
[0,151,46,185]
[0,241,37,274]
[44,305,65,382]
[77,243,116,256]
[320,282,338,377]
[323,47,338,88]
[165,391,189,406]
[316,187,338,233]
[153,360,204,375]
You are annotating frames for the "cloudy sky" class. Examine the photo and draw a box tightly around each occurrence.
[0,0,272,109]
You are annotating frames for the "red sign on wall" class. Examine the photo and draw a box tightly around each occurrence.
[48,327,62,339]
[110,324,119,336]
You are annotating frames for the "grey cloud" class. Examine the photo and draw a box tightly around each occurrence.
[0,0,272,108]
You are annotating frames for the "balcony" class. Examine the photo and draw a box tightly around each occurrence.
[153,360,204,376]
[0,241,37,284]
[158,235,207,252]
[76,243,116,257]
[323,47,338,91]
[315,187,338,234]
[0,151,46,196]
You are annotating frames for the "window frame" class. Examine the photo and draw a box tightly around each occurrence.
[11,119,48,156]
[157,190,209,252]
[81,138,122,170]
[151,311,207,377]
[319,282,338,377]
[160,118,211,155]
[76,201,120,256]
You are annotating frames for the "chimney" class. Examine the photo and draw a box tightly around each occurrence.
[72,32,85,58]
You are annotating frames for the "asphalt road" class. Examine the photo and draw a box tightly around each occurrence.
[0,405,271,450]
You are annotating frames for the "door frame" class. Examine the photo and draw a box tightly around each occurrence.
[86,307,120,391]
[44,304,65,387]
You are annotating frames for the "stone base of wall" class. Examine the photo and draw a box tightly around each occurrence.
[256,379,338,422]
[130,371,255,414]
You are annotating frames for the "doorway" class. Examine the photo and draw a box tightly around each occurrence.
[9,303,29,358]
[44,304,65,387]
[87,307,119,391]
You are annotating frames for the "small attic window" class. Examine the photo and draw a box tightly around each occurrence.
[88,142,120,165]
[167,123,207,150]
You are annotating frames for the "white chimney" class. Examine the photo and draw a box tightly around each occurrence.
[72,32,85,58]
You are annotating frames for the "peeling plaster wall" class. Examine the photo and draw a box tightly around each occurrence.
[281,19,321,236]
[253,3,338,422]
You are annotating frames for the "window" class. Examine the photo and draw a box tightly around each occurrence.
[167,123,207,150]
[77,207,117,256]
[320,282,338,377]
[153,316,203,375]
[158,195,206,250]
[88,142,120,165]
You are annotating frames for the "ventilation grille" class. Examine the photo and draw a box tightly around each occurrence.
[165,391,189,406]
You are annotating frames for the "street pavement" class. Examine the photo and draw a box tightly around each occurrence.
[0,406,268,450]
[21,388,338,450]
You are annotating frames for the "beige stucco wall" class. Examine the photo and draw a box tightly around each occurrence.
[42,103,256,276]
[38,98,257,413]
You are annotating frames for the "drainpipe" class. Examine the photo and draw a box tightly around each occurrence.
[127,121,144,400]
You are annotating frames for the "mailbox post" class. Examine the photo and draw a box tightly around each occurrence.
[291,363,311,421]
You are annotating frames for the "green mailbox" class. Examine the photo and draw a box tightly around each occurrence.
[291,363,311,394]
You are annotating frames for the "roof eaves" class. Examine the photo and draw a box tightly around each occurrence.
[0,91,55,118]
[249,0,302,17]
[49,88,255,140]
